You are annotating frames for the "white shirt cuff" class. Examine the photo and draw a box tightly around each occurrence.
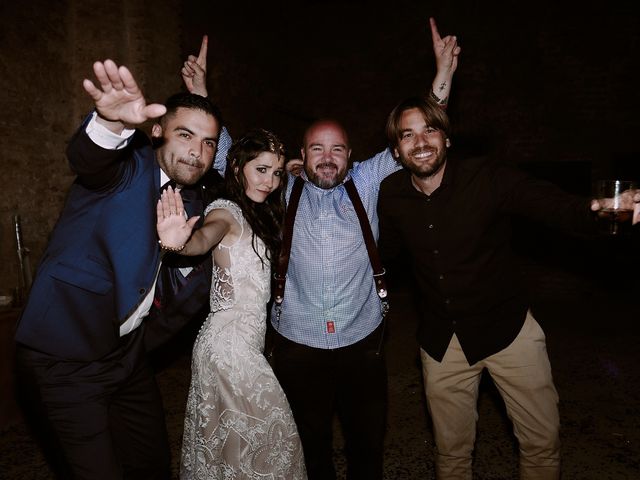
[85,111,135,150]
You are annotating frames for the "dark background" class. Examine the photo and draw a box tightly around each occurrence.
[1,1,639,292]
[1,2,639,477]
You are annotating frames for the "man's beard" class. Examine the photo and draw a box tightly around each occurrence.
[401,147,446,179]
[305,162,347,189]
[160,154,206,186]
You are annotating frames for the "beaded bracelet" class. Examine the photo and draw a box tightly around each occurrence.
[158,240,185,252]
[429,89,448,106]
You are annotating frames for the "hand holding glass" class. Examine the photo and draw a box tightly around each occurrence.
[593,180,637,235]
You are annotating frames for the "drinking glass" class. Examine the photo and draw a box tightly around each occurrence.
[593,179,637,235]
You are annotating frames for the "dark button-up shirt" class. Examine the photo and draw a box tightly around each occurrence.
[378,155,594,365]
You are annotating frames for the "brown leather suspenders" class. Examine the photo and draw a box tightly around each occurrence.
[272,176,304,310]
[342,179,389,309]
[272,176,390,325]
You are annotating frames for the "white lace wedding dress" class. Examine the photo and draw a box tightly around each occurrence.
[180,199,306,479]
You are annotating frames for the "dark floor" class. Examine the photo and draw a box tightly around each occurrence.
[1,236,639,479]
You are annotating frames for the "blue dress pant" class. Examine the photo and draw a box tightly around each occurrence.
[15,328,170,480]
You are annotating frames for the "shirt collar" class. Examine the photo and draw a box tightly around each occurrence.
[160,169,170,187]
[159,169,182,192]
[399,158,455,196]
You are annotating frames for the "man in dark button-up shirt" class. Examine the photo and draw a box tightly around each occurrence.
[377,95,598,480]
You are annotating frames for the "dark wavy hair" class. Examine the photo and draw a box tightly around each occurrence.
[222,128,287,266]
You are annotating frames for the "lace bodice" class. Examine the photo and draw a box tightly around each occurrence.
[205,199,271,314]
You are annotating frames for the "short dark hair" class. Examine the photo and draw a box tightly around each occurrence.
[162,92,223,126]
[386,96,451,149]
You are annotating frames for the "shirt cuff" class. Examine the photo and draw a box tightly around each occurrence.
[85,111,135,150]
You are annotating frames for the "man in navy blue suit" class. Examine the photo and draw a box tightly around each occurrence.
[14,59,227,479]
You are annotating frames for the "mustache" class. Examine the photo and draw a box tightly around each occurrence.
[315,162,338,171]
[179,157,204,168]
[409,147,436,157]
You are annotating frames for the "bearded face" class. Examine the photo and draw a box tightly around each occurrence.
[301,121,351,189]
[393,108,449,180]
[153,107,219,187]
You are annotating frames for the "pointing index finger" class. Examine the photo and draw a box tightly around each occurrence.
[430,17,442,43]
[197,35,208,67]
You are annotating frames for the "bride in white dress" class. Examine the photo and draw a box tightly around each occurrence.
[156,129,306,479]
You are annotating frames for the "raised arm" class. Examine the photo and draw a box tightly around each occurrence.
[83,59,166,134]
[157,188,233,255]
[181,35,209,97]
[357,17,461,176]
[180,35,232,175]
[429,17,461,106]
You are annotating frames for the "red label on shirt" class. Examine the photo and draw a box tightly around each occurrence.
[327,321,335,334]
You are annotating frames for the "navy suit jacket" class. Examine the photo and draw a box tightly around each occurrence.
[15,116,218,361]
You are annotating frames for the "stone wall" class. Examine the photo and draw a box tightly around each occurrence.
[0,0,181,297]
[0,0,638,295]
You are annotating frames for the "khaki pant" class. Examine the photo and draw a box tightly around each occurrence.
[421,312,561,480]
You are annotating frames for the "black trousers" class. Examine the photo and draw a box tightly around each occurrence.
[271,324,387,480]
[15,328,170,480]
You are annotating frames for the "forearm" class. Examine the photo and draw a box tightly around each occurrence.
[67,112,142,185]
[502,167,596,234]
[427,17,460,107]
[180,228,215,256]
[85,111,135,149]
[429,68,454,107]
[356,148,402,184]
[177,214,231,256]
[67,127,132,191]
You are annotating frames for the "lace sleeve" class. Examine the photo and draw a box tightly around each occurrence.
[205,199,245,312]
[204,199,245,244]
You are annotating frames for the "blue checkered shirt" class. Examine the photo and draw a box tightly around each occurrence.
[271,149,401,349]
[213,126,232,175]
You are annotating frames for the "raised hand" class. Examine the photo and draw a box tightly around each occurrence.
[83,59,166,129]
[156,187,200,250]
[181,35,209,97]
[428,17,461,105]
[286,158,304,177]
[430,17,461,77]
[591,189,640,225]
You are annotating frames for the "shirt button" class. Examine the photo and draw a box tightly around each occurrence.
[139,288,146,295]
[428,224,434,229]
[438,274,445,280]
[444,298,451,305]
[452,320,457,325]
[433,249,439,255]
